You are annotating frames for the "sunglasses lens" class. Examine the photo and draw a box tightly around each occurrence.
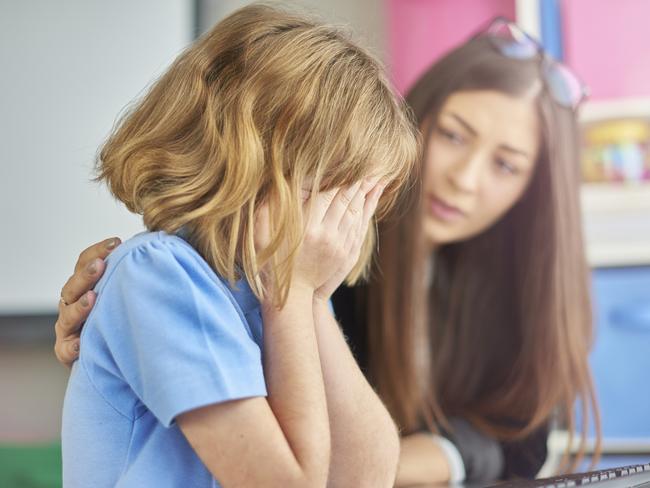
[493,38,538,59]
[544,61,585,108]
[483,18,587,110]
[487,20,538,59]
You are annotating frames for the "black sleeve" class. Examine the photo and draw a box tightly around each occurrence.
[440,418,549,483]
[500,422,549,480]
[441,417,504,483]
[331,284,369,372]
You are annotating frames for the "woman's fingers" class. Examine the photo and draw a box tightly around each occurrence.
[63,237,119,305]
[61,257,106,306]
[54,290,97,367]
[53,237,120,368]
[56,290,95,336]
[54,336,80,368]
[73,238,121,273]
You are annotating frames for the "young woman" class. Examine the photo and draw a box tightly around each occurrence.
[58,4,418,487]
[55,17,600,486]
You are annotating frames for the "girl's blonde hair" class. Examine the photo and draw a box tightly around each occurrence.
[98,3,419,304]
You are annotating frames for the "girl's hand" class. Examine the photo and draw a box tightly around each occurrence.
[314,178,384,302]
[54,238,120,367]
[255,179,382,303]
[290,179,380,293]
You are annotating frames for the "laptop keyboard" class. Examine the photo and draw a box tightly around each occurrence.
[488,462,650,487]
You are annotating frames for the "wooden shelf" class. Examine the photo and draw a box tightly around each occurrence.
[547,430,650,455]
[581,183,650,213]
[580,98,650,123]
[581,183,650,267]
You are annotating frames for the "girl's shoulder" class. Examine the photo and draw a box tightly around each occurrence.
[104,230,200,268]
[90,230,261,342]
[98,230,218,294]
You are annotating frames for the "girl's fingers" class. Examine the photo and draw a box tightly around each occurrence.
[346,181,384,253]
[351,182,383,247]
[343,180,384,256]
[308,187,339,224]
[321,181,362,229]
[344,211,367,254]
[337,182,368,237]
[361,180,385,227]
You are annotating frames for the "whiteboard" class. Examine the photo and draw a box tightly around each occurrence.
[0,0,194,314]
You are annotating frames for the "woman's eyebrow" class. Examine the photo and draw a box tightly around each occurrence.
[448,112,531,159]
[499,144,531,158]
[447,113,477,136]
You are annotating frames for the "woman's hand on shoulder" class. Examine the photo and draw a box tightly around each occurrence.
[54,237,120,367]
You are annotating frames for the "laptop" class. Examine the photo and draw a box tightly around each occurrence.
[488,462,650,487]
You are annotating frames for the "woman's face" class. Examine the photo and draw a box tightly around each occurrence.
[422,90,541,248]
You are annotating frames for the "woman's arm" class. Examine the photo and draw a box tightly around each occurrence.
[396,418,500,486]
[397,418,505,485]
[396,418,550,486]
[500,422,549,479]
[396,432,454,486]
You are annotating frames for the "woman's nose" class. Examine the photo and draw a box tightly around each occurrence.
[447,152,483,194]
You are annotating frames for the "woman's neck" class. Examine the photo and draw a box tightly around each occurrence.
[424,237,440,255]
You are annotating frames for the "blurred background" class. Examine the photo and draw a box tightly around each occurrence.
[1,0,649,486]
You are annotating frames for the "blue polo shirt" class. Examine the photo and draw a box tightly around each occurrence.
[61,231,267,487]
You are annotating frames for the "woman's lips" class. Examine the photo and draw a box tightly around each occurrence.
[428,194,466,222]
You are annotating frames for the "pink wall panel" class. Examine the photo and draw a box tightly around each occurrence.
[562,0,650,100]
[388,0,515,94]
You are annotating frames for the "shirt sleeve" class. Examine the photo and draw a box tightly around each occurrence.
[428,434,466,483]
[439,417,549,482]
[439,417,504,483]
[500,422,549,479]
[94,236,267,427]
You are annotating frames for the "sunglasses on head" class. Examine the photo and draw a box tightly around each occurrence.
[477,17,588,111]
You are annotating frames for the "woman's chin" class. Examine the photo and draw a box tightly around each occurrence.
[423,217,460,248]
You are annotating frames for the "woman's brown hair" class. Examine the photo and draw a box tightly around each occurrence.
[367,35,600,469]
[97,3,418,305]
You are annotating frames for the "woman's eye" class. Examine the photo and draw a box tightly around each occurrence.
[438,127,464,145]
[495,158,519,175]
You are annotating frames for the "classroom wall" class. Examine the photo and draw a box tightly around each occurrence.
[388,0,515,93]
[0,0,194,444]
[562,0,650,100]
[0,0,193,315]
[199,0,387,58]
